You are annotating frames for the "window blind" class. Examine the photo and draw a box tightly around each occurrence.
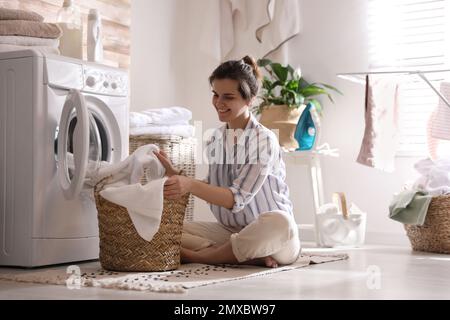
[367,0,450,157]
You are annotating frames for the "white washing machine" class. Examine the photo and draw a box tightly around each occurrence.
[0,50,129,267]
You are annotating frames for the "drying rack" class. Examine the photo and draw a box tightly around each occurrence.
[336,69,450,110]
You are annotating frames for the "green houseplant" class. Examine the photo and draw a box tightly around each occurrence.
[254,58,342,149]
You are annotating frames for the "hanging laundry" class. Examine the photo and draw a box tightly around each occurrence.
[356,75,401,172]
[430,82,450,141]
[199,0,301,61]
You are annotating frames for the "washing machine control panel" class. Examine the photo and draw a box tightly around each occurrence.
[82,66,128,97]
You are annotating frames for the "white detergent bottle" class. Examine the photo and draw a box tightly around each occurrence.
[57,0,83,59]
[87,9,103,63]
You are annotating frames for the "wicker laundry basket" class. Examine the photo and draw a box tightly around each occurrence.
[130,134,196,221]
[94,177,190,272]
[404,194,450,254]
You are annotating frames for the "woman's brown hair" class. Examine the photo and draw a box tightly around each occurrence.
[209,55,262,100]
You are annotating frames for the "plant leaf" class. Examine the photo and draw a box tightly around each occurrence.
[271,63,288,82]
[301,85,328,97]
[319,83,344,95]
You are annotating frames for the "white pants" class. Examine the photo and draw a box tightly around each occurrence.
[181,211,301,265]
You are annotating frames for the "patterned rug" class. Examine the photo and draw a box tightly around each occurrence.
[0,253,348,293]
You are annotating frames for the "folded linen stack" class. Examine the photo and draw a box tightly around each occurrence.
[0,8,62,55]
[129,106,195,138]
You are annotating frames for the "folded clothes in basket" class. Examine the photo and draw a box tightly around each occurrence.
[129,124,195,137]
[389,190,432,226]
[129,107,194,137]
[130,110,191,127]
[130,107,192,126]
[90,144,168,241]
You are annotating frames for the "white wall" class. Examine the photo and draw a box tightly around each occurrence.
[131,0,418,245]
[130,0,187,110]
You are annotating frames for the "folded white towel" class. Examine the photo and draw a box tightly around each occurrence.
[139,107,192,125]
[0,43,60,55]
[100,177,168,242]
[0,35,59,47]
[129,111,190,128]
[130,124,195,138]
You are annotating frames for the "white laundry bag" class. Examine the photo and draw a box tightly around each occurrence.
[316,193,367,247]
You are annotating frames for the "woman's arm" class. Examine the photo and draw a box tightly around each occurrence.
[164,175,234,209]
[154,150,234,209]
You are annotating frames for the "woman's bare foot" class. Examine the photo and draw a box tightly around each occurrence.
[180,241,279,268]
[180,247,201,263]
[246,256,279,268]
[263,256,279,268]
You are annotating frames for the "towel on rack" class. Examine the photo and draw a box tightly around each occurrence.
[430,82,450,141]
[0,20,62,39]
[0,8,44,22]
[356,75,401,172]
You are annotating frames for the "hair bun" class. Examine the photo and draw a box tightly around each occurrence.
[242,55,262,81]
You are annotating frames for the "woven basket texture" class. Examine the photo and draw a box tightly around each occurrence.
[404,194,450,254]
[129,134,196,221]
[94,178,189,272]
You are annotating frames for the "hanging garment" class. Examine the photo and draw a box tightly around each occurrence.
[430,81,450,141]
[356,75,400,172]
[220,0,301,61]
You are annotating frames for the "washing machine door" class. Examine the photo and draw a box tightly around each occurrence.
[57,89,101,200]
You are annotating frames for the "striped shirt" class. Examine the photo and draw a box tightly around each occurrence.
[205,113,293,228]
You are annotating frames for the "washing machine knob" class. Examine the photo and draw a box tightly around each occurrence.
[103,81,109,88]
[86,76,96,87]
[111,82,118,90]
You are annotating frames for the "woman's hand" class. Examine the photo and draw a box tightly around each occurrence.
[153,150,180,177]
[163,175,192,200]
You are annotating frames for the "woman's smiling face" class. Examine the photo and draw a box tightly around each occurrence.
[211,78,251,123]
